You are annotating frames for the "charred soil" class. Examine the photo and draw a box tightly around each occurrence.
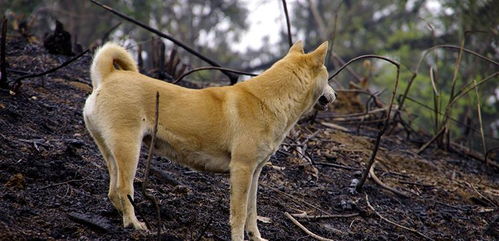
[0,38,498,241]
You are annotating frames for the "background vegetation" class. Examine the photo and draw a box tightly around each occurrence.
[1,0,497,152]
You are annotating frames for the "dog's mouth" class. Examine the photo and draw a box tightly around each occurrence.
[314,95,330,111]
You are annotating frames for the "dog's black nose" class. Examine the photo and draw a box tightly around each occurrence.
[319,95,329,106]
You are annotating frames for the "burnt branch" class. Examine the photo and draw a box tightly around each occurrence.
[142,92,161,240]
[484,147,499,167]
[328,55,399,81]
[0,17,7,89]
[281,0,293,47]
[174,66,258,84]
[89,0,240,84]
[285,212,338,240]
[369,162,410,198]
[11,49,89,92]
[417,126,446,154]
[101,22,121,43]
[327,55,400,192]
[365,194,434,240]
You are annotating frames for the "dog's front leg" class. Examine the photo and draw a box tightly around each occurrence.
[245,161,267,241]
[229,159,255,241]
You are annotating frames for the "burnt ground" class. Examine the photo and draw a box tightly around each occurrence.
[0,38,498,241]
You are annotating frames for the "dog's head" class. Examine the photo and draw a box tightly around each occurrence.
[284,41,336,111]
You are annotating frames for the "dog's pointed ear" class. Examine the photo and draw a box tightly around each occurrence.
[288,40,304,54]
[309,41,328,65]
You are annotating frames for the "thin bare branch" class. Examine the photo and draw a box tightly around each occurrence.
[285,212,337,240]
[263,184,332,216]
[450,72,498,107]
[88,0,239,84]
[12,49,89,91]
[398,44,499,111]
[369,162,410,198]
[174,66,257,84]
[417,128,446,154]
[328,55,399,81]
[142,92,161,240]
[335,88,384,107]
[291,212,359,220]
[335,56,401,191]
[327,1,344,61]
[365,194,434,240]
[429,66,440,134]
[449,40,465,100]
[401,95,499,141]
[281,0,293,47]
[0,17,8,88]
[473,79,487,165]
[101,22,121,43]
[419,72,498,153]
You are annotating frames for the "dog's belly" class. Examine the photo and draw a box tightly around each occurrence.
[144,136,231,173]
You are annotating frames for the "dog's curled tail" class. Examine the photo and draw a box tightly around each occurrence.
[90,42,138,88]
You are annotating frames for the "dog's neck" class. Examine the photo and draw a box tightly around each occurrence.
[241,66,319,126]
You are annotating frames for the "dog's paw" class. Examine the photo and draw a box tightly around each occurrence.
[133,221,148,231]
[124,218,148,231]
[247,231,268,241]
[248,238,268,241]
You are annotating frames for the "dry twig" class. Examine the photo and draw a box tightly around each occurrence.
[331,55,402,192]
[174,66,257,84]
[291,212,359,220]
[398,44,499,112]
[39,178,98,190]
[450,142,499,168]
[141,92,161,240]
[0,17,8,88]
[281,0,293,47]
[369,162,410,198]
[417,128,445,154]
[68,212,113,232]
[263,184,332,216]
[472,79,487,164]
[464,182,497,207]
[314,161,358,171]
[365,194,434,240]
[101,22,121,43]
[418,72,498,154]
[11,49,89,91]
[89,0,240,84]
[402,95,499,142]
[284,212,336,241]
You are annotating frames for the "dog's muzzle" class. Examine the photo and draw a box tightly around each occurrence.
[314,86,336,111]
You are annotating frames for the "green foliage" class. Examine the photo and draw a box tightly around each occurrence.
[293,0,498,149]
[1,0,497,149]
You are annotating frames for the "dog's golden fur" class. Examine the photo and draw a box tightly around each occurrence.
[83,41,335,240]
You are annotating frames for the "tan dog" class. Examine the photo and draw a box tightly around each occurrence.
[83,41,335,241]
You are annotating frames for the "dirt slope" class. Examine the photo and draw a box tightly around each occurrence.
[0,38,498,241]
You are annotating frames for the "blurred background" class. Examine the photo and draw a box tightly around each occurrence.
[1,0,498,152]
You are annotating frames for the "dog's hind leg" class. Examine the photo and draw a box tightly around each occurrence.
[107,130,147,230]
[245,160,267,241]
[84,119,121,213]
[89,131,118,207]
